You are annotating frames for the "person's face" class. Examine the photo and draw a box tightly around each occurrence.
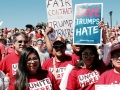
[33,41,37,45]
[26,53,39,74]
[53,42,66,57]
[30,34,33,37]
[10,43,14,48]
[20,29,23,32]
[27,40,32,47]
[27,28,31,33]
[82,48,95,67]
[72,45,83,52]
[37,42,43,49]
[111,50,120,68]
[43,42,46,49]
[13,35,28,55]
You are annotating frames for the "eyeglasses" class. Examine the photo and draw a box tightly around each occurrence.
[82,54,95,58]
[27,57,39,64]
[53,44,65,49]
[17,40,28,44]
[112,55,120,60]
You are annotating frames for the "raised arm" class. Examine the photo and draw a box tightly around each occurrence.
[45,24,55,57]
[98,17,111,66]
[98,17,108,44]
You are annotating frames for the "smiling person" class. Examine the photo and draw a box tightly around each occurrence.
[66,45,108,90]
[0,32,28,79]
[8,47,59,90]
[96,43,120,85]
[43,26,78,87]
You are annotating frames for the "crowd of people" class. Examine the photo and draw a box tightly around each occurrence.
[0,19,120,90]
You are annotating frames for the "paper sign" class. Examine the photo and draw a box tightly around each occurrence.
[95,85,120,90]
[73,3,103,45]
[46,0,73,40]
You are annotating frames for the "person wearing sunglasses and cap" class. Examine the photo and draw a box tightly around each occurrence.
[0,32,28,79]
[96,43,120,85]
[42,26,78,89]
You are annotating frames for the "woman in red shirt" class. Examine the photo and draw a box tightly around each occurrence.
[8,47,59,90]
[35,30,44,39]
[66,45,107,90]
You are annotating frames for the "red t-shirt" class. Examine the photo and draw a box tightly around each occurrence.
[0,52,19,79]
[35,34,44,38]
[42,54,78,85]
[4,30,9,34]
[66,60,107,90]
[71,54,79,62]
[0,43,5,61]
[27,33,30,37]
[97,69,120,85]
[5,46,15,55]
[8,70,59,90]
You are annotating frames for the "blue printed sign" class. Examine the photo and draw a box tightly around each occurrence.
[73,3,103,45]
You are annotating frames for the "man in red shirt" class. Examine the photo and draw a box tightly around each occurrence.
[4,27,9,34]
[43,26,78,87]
[0,32,28,79]
[35,29,44,39]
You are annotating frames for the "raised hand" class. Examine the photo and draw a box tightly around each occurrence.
[45,23,54,35]
[98,17,105,29]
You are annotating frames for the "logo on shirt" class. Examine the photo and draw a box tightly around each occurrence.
[78,69,100,88]
[49,67,66,79]
[28,78,52,90]
[12,63,18,75]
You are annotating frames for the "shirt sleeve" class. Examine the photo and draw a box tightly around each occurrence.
[8,76,15,90]
[102,42,112,66]
[0,44,5,54]
[49,72,59,90]
[5,47,8,55]
[0,57,7,74]
[42,60,48,70]
[66,70,77,90]
[96,72,106,84]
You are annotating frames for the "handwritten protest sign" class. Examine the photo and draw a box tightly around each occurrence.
[46,0,73,40]
[73,3,103,45]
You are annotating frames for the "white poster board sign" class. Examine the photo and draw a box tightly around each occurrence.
[95,85,120,90]
[46,0,73,40]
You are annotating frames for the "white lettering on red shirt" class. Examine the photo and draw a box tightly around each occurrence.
[28,78,52,90]
[78,69,100,88]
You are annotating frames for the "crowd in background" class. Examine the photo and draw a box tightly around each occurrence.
[0,24,120,61]
[0,21,120,89]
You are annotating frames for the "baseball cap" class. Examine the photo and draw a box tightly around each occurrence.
[26,24,33,29]
[53,37,65,45]
[110,43,120,53]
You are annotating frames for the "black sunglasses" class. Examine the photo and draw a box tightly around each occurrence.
[53,44,65,49]
[17,40,28,44]
[82,54,95,58]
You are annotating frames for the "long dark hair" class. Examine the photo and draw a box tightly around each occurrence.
[77,45,99,68]
[15,47,41,90]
